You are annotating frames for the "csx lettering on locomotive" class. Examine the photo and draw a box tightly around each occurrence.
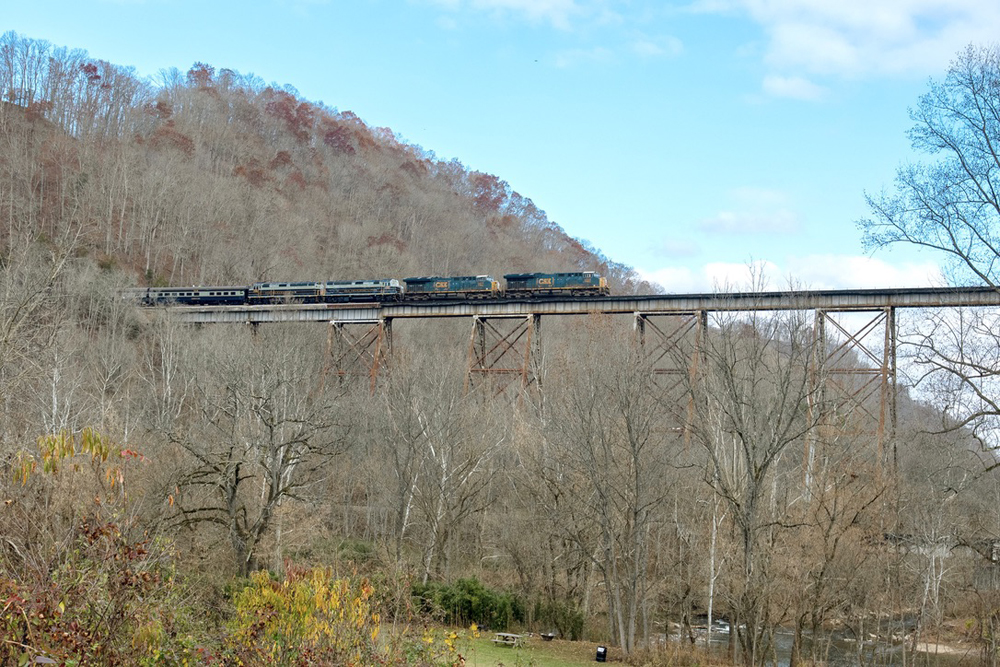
[127,272,610,306]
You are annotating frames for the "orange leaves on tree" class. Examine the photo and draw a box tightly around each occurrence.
[471,172,508,213]
[144,99,173,119]
[186,62,215,88]
[322,123,356,155]
[264,89,316,143]
[366,233,406,253]
[232,159,270,187]
[80,62,101,84]
[149,121,196,157]
[269,150,293,169]
[13,429,143,486]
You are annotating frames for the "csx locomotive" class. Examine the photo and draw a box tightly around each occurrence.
[128,271,610,306]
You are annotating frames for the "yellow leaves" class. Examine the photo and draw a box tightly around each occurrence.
[228,566,384,662]
[11,429,150,508]
[36,428,108,470]
[80,427,110,461]
[17,429,143,481]
[39,431,73,466]
[105,466,125,490]
[412,626,473,663]
[12,450,36,486]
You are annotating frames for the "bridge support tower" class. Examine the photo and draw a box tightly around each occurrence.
[635,311,707,440]
[465,314,542,397]
[806,307,897,494]
[322,318,392,394]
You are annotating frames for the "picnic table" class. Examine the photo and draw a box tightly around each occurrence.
[492,632,525,648]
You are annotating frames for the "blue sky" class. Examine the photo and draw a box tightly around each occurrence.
[8,0,999,291]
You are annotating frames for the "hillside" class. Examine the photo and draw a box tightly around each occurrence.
[0,32,654,293]
[2,30,999,667]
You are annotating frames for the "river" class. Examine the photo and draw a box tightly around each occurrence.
[666,623,977,665]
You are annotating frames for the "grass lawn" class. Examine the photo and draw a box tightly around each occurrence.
[458,635,616,666]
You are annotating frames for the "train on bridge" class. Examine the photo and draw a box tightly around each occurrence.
[127,271,610,306]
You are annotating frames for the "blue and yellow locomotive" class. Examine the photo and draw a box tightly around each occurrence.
[128,271,608,306]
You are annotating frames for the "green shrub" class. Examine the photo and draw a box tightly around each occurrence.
[533,599,586,640]
[412,577,524,630]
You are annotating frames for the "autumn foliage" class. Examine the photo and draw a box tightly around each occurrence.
[2,431,192,665]
[222,567,384,665]
[6,29,999,666]
[0,29,651,294]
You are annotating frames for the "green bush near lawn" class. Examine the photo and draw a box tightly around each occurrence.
[413,578,525,630]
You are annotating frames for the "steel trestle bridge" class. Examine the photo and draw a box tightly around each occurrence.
[149,284,1000,471]
[161,285,1000,324]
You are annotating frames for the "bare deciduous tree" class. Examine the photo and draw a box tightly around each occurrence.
[168,326,348,576]
[543,320,673,654]
[677,304,822,666]
[858,43,1000,662]
[860,44,1000,288]
[369,354,504,583]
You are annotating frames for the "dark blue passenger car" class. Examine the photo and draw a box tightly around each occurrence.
[124,286,247,306]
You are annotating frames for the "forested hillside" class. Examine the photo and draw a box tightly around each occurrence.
[0,33,652,292]
[2,30,999,666]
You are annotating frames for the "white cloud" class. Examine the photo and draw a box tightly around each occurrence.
[698,209,800,234]
[425,0,585,29]
[784,254,944,289]
[703,260,783,290]
[554,34,682,67]
[698,187,801,234]
[732,186,790,207]
[715,0,1000,79]
[473,0,581,28]
[639,260,782,293]
[421,1,678,63]
[425,0,1000,74]
[637,265,703,293]
[762,74,826,100]
[639,254,943,293]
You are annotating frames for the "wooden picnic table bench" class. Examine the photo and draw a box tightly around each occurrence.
[492,632,525,648]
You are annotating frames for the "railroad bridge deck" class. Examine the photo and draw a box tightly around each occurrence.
[145,284,1000,466]
[160,285,1000,324]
